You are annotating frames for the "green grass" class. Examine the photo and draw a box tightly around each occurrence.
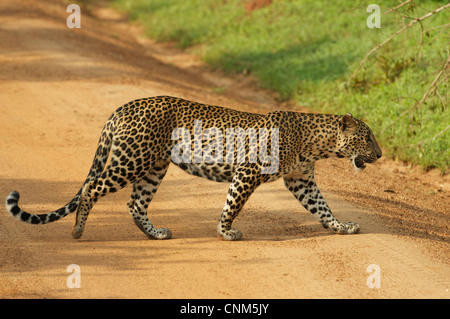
[109,0,449,172]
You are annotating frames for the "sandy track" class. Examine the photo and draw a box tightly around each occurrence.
[0,0,448,299]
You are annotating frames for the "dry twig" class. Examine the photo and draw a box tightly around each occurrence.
[386,54,450,130]
[384,0,412,15]
[347,3,450,85]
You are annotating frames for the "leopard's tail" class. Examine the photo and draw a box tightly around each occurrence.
[5,190,82,224]
[5,119,115,225]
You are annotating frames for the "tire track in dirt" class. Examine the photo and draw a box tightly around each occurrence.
[359,234,449,298]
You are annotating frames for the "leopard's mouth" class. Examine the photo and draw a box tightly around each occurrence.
[352,155,370,171]
[354,156,366,169]
[352,155,378,171]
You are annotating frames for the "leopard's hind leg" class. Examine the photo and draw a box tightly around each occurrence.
[127,159,172,239]
[71,165,130,239]
[71,133,168,239]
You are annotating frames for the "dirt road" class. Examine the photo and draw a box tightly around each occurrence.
[0,0,448,299]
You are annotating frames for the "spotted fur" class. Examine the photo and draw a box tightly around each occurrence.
[5,96,381,240]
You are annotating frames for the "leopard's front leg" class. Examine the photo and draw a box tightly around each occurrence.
[217,165,262,241]
[283,165,360,235]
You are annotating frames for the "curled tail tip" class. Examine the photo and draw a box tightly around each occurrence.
[5,191,37,224]
[6,191,21,215]
[5,190,42,224]
[7,190,20,200]
[5,190,78,224]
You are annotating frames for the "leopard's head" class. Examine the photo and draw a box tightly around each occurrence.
[336,113,382,171]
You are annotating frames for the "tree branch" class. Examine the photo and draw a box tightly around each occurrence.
[386,54,450,130]
[384,0,412,15]
[347,3,450,85]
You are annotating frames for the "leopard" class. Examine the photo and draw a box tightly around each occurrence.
[5,96,382,240]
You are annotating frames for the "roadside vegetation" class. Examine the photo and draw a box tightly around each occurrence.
[103,0,449,172]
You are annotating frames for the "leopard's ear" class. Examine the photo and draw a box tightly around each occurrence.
[339,113,356,133]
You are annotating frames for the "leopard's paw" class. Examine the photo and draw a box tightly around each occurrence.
[217,226,242,241]
[149,227,172,239]
[343,222,360,234]
[329,221,360,235]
